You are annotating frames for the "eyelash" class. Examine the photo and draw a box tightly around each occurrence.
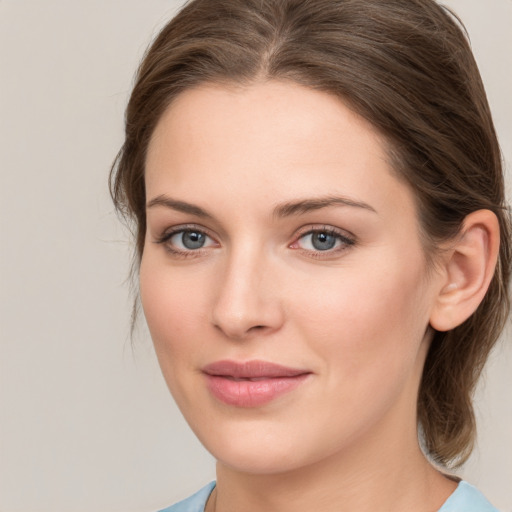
[154,224,356,259]
[291,226,356,259]
[154,224,217,259]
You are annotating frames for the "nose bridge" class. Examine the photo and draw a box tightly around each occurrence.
[211,239,282,339]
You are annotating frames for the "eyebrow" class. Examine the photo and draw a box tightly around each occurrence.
[146,195,214,218]
[146,194,377,218]
[272,195,377,218]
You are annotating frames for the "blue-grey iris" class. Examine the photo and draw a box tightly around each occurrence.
[312,232,337,251]
[182,231,206,249]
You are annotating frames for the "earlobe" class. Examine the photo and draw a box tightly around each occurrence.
[429,210,500,332]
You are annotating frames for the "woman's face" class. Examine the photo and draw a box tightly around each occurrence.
[141,81,443,475]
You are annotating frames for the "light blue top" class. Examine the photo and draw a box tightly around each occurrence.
[158,482,215,512]
[158,480,498,512]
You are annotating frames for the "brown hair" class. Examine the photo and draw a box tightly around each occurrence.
[110,0,511,467]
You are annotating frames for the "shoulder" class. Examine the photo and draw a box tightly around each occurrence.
[157,482,216,512]
[439,481,499,512]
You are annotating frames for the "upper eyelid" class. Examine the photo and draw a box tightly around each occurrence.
[158,224,216,240]
[156,223,353,237]
[294,231,355,248]
[293,224,355,241]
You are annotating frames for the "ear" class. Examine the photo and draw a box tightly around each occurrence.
[429,209,500,332]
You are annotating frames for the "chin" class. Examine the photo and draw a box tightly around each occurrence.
[190,421,299,474]
[192,419,340,477]
[215,446,308,475]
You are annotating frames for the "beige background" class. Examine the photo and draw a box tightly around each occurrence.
[0,1,510,511]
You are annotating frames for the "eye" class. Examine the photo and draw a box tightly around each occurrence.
[291,227,355,255]
[155,227,217,255]
[171,230,212,250]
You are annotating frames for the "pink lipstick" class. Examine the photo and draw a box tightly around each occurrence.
[202,360,311,407]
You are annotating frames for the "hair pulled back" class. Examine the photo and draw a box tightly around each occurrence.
[111,0,511,467]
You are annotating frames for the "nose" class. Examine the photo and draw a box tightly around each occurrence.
[211,246,284,340]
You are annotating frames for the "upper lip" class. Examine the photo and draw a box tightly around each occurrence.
[202,360,311,378]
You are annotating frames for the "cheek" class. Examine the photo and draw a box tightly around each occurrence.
[139,253,209,362]
[281,263,432,454]
[139,254,217,418]
[291,256,431,382]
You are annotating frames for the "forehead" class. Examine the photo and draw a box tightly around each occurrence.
[145,80,416,222]
[148,80,385,167]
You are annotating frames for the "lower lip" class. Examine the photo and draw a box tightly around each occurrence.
[205,374,310,407]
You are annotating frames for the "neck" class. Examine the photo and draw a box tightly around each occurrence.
[211,444,456,512]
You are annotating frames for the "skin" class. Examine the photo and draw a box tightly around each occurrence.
[141,80,460,511]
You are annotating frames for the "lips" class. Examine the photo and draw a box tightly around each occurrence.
[202,360,311,407]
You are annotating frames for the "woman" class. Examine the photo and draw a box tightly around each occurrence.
[110,0,511,510]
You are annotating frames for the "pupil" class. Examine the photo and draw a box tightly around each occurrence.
[182,231,205,249]
[312,232,336,251]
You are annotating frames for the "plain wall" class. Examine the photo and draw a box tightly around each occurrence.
[0,1,510,511]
